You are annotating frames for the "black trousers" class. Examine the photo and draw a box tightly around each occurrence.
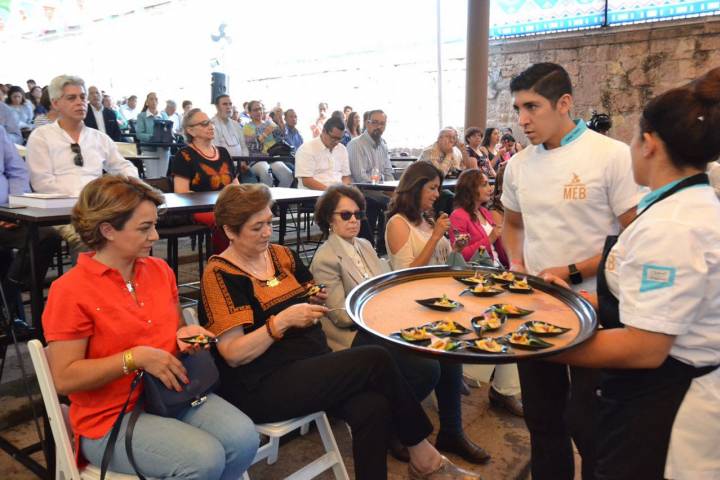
[224,346,433,480]
[518,361,600,480]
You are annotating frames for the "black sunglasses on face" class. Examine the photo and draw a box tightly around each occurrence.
[70,143,83,167]
[334,210,366,221]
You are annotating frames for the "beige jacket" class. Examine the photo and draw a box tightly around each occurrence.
[310,234,390,350]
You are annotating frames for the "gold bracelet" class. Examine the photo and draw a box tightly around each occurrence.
[123,349,137,374]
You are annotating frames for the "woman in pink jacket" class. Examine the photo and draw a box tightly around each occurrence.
[449,168,508,267]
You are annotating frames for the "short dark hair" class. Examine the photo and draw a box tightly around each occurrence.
[501,133,515,143]
[640,66,720,170]
[510,62,572,103]
[5,85,25,105]
[213,94,229,106]
[182,100,192,108]
[464,126,482,143]
[284,108,295,117]
[247,100,262,113]
[323,116,345,134]
[387,161,443,224]
[314,185,367,236]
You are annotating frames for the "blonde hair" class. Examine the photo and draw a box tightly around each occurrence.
[71,175,164,250]
[214,184,273,234]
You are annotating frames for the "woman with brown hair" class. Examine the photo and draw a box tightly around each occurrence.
[41,175,258,479]
[384,162,491,464]
[464,127,495,178]
[545,67,720,479]
[343,111,362,145]
[200,183,480,480]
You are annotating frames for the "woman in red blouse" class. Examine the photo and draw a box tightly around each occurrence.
[42,175,258,479]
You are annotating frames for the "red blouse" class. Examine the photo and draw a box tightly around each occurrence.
[42,253,179,462]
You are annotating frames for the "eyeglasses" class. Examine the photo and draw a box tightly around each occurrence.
[189,119,212,128]
[368,120,386,127]
[70,143,83,167]
[334,210,366,221]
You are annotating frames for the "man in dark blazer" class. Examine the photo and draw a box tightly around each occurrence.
[84,85,122,141]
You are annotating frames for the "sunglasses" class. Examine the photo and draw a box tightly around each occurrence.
[189,119,212,128]
[70,143,83,167]
[334,210,366,221]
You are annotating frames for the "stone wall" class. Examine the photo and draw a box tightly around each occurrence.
[486,17,720,143]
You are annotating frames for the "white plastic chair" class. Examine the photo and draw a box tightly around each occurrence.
[27,339,138,480]
[181,308,349,480]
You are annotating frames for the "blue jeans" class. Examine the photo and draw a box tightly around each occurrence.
[81,393,258,480]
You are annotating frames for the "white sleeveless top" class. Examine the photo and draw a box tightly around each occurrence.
[385,214,452,270]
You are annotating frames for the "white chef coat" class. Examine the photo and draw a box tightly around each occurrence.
[501,122,643,291]
[603,182,720,479]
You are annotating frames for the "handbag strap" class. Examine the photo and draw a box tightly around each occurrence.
[125,404,146,480]
[100,371,144,480]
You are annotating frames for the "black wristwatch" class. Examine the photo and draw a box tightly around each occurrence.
[568,264,583,285]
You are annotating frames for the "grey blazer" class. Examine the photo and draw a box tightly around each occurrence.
[310,234,390,349]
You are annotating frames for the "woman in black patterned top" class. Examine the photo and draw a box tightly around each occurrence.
[171,108,238,252]
[200,183,481,480]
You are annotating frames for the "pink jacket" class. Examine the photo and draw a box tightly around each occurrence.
[449,207,509,267]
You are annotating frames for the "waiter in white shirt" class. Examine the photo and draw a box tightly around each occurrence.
[545,67,720,480]
[501,63,642,480]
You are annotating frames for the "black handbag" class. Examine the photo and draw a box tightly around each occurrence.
[267,140,293,157]
[100,349,219,480]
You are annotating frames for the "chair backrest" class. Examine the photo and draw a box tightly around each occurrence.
[182,307,199,326]
[143,176,173,193]
[27,339,82,480]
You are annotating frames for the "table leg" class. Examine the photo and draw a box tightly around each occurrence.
[279,203,287,245]
[27,224,45,342]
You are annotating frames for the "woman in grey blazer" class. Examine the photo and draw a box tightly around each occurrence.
[310,185,491,465]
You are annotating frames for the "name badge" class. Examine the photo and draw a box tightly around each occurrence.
[639,264,676,292]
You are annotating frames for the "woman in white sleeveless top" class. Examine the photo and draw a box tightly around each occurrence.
[383,161,492,464]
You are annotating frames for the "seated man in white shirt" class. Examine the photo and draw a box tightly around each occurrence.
[26,74,138,255]
[296,117,374,242]
[119,95,139,123]
[210,94,270,184]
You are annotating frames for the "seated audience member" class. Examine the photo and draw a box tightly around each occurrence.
[6,86,34,132]
[242,100,293,187]
[161,99,183,135]
[0,100,23,144]
[0,125,60,317]
[343,105,353,121]
[342,111,362,146]
[135,92,169,178]
[347,109,394,251]
[83,86,122,141]
[26,79,36,92]
[43,175,258,479]
[383,162,492,463]
[31,87,58,127]
[464,127,495,178]
[310,101,328,137]
[418,127,469,177]
[496,133,517,164]
[102,94,127,130]
[26,74,138,255]
[283,108,303,152]
[449,169,523,417]
[28,86,46,116]
[211,95,264,184]
[119,94,139,122]
[310,185,493,463]
[172,108,239,253]
[200,183,481,480]
[182,100,193,117]
[479,128,500,169]
[295,116,351,190]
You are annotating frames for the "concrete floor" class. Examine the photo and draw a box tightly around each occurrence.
[0,232,581,479]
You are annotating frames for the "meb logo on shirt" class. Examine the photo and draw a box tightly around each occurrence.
[564,173,587,200]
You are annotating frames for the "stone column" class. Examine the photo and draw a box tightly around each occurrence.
[464,0,490,130]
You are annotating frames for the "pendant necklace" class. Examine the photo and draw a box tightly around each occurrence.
[125,280,135,294]
[245,251,279,287]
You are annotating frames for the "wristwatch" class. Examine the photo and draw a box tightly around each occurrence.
[568,264,583,285]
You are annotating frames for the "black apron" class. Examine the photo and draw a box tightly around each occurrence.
[594,173,719,480]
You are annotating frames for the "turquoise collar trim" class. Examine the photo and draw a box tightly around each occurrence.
[559,119,587,146]
[637,176,701,212]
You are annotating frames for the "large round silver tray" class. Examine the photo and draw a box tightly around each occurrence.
[345,266,597,364]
